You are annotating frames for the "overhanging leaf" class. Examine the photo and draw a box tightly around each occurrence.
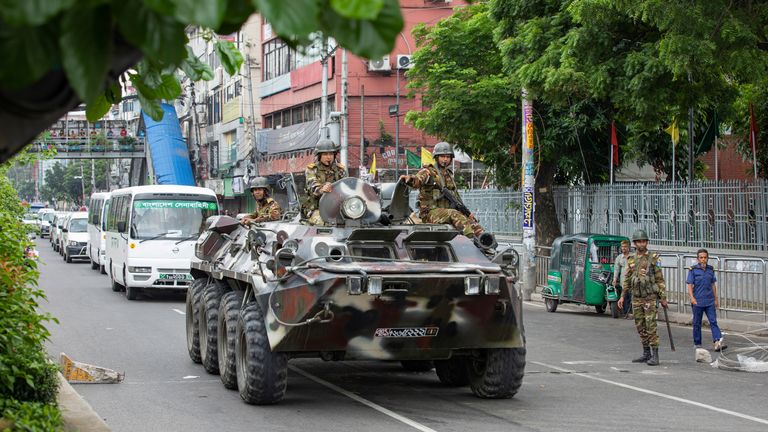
[330,0,383,20]
[319,0,402,59]
[115,0,187,66]
[214,39,243,76]
[171,0,227,29]
[59,5,113,103]
[105,82,122,104]
[0,0,76,27]
[180,46,214,81]
[253,0,319,36]
[153,74,182,100]
[0,20,58,89]
[137,88,164,121]
[86,91,113,122]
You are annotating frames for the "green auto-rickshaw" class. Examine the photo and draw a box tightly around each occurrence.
[542,233,629,318]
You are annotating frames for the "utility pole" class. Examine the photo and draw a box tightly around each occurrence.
[521,89,536,301]
[394,67,401,178]
[359,84,365,169]
[246,52,259,175]
[320,36,329,131]
[340,48,349,166]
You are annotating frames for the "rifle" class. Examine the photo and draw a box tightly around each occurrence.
[440,187,473,219]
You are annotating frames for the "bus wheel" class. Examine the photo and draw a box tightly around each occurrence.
[200,282,224,375]
[124,269,138,300]
[186,278,206,363]
[236,302,288,405]
[218,290,244,389]
[110,264,123,292]
[90,257,99,270]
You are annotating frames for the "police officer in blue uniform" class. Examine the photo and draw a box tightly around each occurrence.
[686,248,727,351]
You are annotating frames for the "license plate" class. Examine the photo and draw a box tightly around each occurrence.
[158,273,193,280]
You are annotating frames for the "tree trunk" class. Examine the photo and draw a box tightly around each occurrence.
[534,162,561,248]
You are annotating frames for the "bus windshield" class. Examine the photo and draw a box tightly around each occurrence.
[131,199,218,240]
[69,218,88,232]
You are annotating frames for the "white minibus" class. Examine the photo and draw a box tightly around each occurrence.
[87,192,111,273]
[104,185,219,300]
[61,211,89,263]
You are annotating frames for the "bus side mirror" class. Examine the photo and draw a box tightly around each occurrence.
[61,228,68,233]
[117,221,126,233]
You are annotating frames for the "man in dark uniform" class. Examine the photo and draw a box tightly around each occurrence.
[618,229,668,366]
[399,142,485,240]
[241,177,282,224]
[304,139,348,225]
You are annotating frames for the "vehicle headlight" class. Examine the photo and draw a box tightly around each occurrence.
[341,196,366,219]
[128,266,152,274]
[68,240,78,246]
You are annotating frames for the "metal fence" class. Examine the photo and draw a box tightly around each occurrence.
[431,179,768,251]
[533,251,767,322]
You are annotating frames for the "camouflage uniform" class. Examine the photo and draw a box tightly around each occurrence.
[248,197,282,223]
[304,161,348,225]
[403,164,484,238]
[623,252,667,347]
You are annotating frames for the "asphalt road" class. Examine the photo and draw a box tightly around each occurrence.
[37,241,768,432]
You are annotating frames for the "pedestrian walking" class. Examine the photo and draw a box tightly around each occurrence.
[618,229,668,366]
[687,249,727,352]
[612,239,632,319]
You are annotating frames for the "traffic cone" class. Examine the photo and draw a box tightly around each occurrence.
[60,353,124,384]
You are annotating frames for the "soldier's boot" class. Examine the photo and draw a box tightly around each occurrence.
[646,348,659,366]
[632,346,651,363]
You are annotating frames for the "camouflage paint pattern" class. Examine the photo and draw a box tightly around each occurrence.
[191,178,523,361]
[631,296,659,347]
[304,161,348,214]
[623,252,666,347]
[403,164,484,237]
[248,197,282,222]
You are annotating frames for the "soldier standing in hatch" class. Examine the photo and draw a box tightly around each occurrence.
[241,177,282,224]
[399,142,486,240]
[618,229,668,366]
[304,139,348,225]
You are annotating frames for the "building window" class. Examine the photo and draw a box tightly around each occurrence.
[262,39,322,81]
[207,88,222,124]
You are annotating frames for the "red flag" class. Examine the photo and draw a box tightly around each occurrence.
[750,102,759,153]
[611,121,619,166]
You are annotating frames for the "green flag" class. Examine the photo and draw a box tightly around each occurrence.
[406,149,421,168]
[697,111,719,154]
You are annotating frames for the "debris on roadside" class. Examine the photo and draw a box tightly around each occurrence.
[60,353,124,383]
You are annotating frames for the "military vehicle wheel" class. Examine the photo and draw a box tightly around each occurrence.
[595,303,606,314]
[186,278,206,363]
[610,301,620,318]
[236,302,288,405]
[434,358,469,386]
[218,290,244,389]
[468,347,525,399]
[200,282,224,374]
[544,297,558,312]
[400,360,433,372]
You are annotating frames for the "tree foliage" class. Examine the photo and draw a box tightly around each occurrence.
[0,0,404,122]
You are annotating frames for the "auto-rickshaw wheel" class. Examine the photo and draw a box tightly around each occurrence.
[610,301,620,318]
[594,303,606,314]
[544,297,558,312]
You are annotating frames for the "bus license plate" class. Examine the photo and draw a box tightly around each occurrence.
[159,273,192,280]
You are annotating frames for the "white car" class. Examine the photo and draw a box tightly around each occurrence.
[22,213,40,239]
[38,209,55,238]
[62,212,89,263]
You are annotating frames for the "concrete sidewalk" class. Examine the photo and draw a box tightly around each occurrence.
[57,373,111,432]
[529,292,768,337]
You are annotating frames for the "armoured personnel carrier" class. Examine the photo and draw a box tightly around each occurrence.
[186,175,525,405]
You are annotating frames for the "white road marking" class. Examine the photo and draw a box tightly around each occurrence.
[524,301,544,308]
[289,365,437,432]
[172,308,186,315]
[533,361,768,426]
[182,376,199,379]
[562,360,680,365]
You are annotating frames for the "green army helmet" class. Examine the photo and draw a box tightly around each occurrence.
[249,176,271,194]
[314,138,339,156]
[432,141,454,158]
[631,229,649,242]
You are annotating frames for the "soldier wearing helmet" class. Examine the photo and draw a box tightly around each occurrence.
[241,177,282,225]
[399,142,486,240]
[304,138,348,225]
[618,229,668,366]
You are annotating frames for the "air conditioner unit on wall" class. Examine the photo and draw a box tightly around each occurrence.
[396,55,413,70]
[368,55,391,72]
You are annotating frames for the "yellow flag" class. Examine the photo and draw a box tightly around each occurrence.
[370,153,376,177]
[665,121,680,146]
[421,147,435,166]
